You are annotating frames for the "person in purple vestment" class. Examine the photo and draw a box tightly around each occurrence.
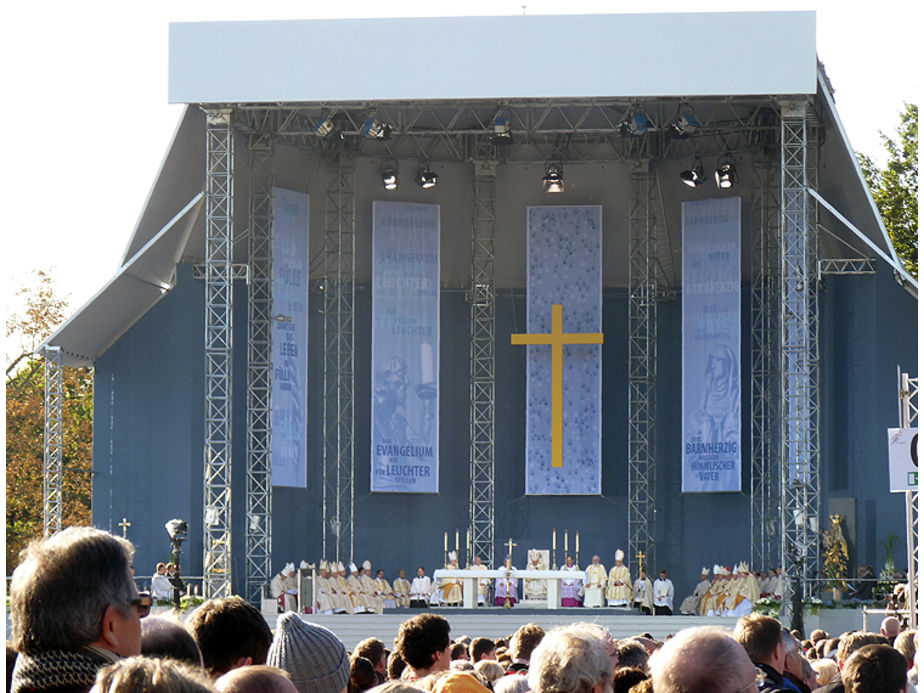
[560,555,582,607]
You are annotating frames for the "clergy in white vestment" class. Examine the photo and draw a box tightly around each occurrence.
[560,555,582,607]
[409,566,431,608]
[725,562,760,618]
[270,563,298,612]
[524,549,549,600]
[347,562,373,613]
[494,563,519,606]
[632,568,654,615]
[679,567,711,615]
[470,556,490,606]
[652,569,674,615]
[584,555,607,607]
[317,561,349,614]
[360,561,385,613]
[439,552,463,605]
[393,569,412,608]
[151,563,173,601]
[605,550,632,606]
[375,569,397,608]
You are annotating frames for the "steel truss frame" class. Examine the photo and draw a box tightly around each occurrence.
[469,159,497,566]
[322,154,356,563]
[750,156,783,572]
[245,133,274,603]
[203,109,235,598]
[900,371,919,627]
[778,101,821,611]
[42,345,64,537]
[627,160,659,571]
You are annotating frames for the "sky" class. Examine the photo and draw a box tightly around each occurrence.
[1,0,921,349]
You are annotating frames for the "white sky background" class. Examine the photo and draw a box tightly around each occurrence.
[1,0,921,345]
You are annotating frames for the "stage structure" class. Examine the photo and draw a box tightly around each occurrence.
[39,12,917,613]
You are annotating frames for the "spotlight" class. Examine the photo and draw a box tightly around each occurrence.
[313,115,337,138]
[492,115,512,144]
[680,158,706,187]
[416,163,438,189]
[381,165,398,191]
[620,111,652,136]
[362,117,391,140]
[542,162,565,193]
[672,109,698,136]
[715,156,738,189]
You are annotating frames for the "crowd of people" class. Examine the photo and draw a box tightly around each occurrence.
[8,527,919,693]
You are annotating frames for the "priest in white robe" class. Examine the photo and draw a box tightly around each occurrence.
[439,552,463,605]
[632,568,654,615]
[359,561,385,614]
[494,563,519,606]
[409,566,431,608]
[560,555,582,607]
[584,555,607,607]
[652,569,674,615]
[375,569,397,608]
[606,550,631,607]
[393,568,412,608]
[524,549,548,601]
[270,563,298,612]
[470,556,490,606]
[679,567,711,615]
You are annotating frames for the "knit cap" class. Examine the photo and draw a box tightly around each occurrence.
[267,612,350,693]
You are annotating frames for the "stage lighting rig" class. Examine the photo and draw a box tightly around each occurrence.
[680,158,706,187]
[362,117,391,140]
[542,162,565,193]
[381,164,399,191]
[492,115,513,144]
[715,155,738,189]
[313,114,340,138]
[619,110,652,136]
[672,108,699,136]
[416,162,439,189]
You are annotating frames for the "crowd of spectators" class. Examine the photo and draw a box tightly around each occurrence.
[7,527,920,693]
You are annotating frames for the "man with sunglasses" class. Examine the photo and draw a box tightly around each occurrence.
[9,527,151,693]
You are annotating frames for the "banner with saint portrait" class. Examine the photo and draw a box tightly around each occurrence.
[681,197,742,493]
[370,201,440,493]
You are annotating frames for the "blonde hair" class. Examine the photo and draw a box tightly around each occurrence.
[810,659,838,687]
[94,656,214,693]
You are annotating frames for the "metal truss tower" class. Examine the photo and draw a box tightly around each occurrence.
[627,160,658,571]
[900,371,919,627]
[322,154,356,563]
[203,109,235,598]
[469,160,497,566]
[778,100,820,609]
[750,156,783,571]
[245,133,274,603]
[42,345,64,537]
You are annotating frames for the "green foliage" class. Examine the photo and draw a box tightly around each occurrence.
[857,103,918,278]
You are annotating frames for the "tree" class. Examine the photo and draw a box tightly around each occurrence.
[857,103,918,279]
[6,271,93,568]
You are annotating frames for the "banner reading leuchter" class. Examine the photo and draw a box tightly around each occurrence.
[682,197,742,493]
[272,188,309,488]
[371,201,440,493]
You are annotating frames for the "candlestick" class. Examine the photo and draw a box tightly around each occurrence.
[455,530,460,554]
[552,529,557,550]
[444,532,448,554]
[576,532,580,554]
[466,529,472,565]
[565,531,569,554]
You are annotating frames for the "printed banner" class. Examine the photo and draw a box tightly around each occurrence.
[371,201,440,493]
[681,197,742,493]
[272,188,309,488]
[523,206,602,495]
[888,427,919,492]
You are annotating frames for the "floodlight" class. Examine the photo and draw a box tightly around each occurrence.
[492,116,512,144]
[620,111,652,136]
[416,163,439,189]
[542,162,565,193]
[362,117,391,140]
[313,115,337,138]
[672,110,699,136]
[381,165,398,191]
[680,158,706,187]
[715,156,738,189]
[165,519,188,541]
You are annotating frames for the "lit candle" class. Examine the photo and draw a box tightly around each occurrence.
[455,530,460,554]
[552,530,557,551]
[467,529,472,564]
[565,532,569,554]
[576,532,580,554]
[444,532,448,554]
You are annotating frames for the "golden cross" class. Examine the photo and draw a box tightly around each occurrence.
[636,550,646,573]
[118,517,131,538]
[511,304,604,467]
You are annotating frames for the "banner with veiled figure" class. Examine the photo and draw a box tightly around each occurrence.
[371,201,440,493]
[681,197,742,493]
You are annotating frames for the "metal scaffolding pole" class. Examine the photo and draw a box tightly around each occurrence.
[628,160,658,571]
[245,133,274,604]
[469,159,497,566]
[900,370,919,627]
[42,345,64,537]
[203,109,235,598]
[779,99,820,614]
[750,156,782,571]
[322,154,356,563]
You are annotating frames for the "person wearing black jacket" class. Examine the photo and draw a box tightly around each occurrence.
[733,614,793,693]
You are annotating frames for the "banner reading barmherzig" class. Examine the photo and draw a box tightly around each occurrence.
[525,206,602,495]
[272,188,309,488]
[682,197,742,493]
[371,201,440,493]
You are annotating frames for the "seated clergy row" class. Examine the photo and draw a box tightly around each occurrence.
[271,560,416,614]
[677,562,768,617]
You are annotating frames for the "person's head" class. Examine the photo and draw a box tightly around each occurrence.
[216,666,298,693]
[734,614,784,671]
[167,563,177,575]
[811,630,828,645]
[469,637,496,663]
[658,571,666,580]
[611,668,647,693]
[474,557,482,566]
[882,617,902,642]
[356,638,388,675]
[812,658,839,686]
[650,627,756,693]
[396,614,452,675]
[509,623,545,662]
[266,613,349,693]
[92,656,213,693]
[639,569,647,580]
[418,567,426,577]
[779,630,803,678]
[157,563,167,575]
[387,651,407,681]
[566,556,575,567]
[894,630,915,667]
[843,644,908,693]
[592,555,601,566]
[824,637,840,659]
[398,569,406,579]
[351,656,378,693]
[614,551,625,567]
[473,661,504,685]
[613,641,648,674]
[376,570,385,579]
[10,526,142,657]
[141,616,204,668]
[187,596,274,679]
[493,676,531,693]
[527,625,613,693]
[837,632,888,667]
[450,643,469,662]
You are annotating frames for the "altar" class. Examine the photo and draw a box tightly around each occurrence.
[432,568,581,609]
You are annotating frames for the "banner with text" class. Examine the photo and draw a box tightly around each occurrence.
[682,197,742,493]
[272,188,309,488]
[371,201,440,493]
[524,206,602,495]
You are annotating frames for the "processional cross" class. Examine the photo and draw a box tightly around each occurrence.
[118,517,131,538]
[511,304,604,468]
[504,538,518,609]
[636,550,646,574]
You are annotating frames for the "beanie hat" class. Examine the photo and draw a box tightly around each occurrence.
[267,612,350,693]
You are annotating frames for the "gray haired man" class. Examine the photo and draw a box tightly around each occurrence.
[528,624,614,693]
[9,527,151,693]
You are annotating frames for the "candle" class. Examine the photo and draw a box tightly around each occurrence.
[576,532,580,554]
[455,530,460,554]
[444,532,448,554]
[565,532,569,554]
[552,530,557,551]
[467,529,472,564]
